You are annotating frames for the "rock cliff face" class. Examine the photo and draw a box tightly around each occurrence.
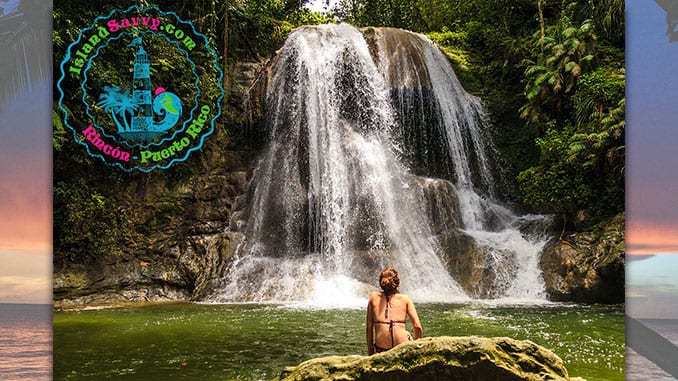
[274,336,586,381]
[52,163,251,308]
[540,213,625,303]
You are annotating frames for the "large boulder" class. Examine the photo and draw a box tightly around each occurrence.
[274,336,586,381]
[540,213,624,303]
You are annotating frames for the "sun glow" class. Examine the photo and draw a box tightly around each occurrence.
[627,221,678,255]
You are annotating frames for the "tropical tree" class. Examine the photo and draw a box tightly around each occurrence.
[520,16,596,131]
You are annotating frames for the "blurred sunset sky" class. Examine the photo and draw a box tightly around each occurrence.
[625,0,678,319]
[0,80,51,304]
[0,0,51,304]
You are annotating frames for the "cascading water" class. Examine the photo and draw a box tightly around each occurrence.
[207,24,554,305]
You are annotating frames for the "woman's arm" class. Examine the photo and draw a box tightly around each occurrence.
[366,295,375,355]
[406,296,423,339]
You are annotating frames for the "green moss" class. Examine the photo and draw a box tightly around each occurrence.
[426,31,483,94]
[274,337,573,381]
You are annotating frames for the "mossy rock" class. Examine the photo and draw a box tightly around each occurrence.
[274,336,584,381]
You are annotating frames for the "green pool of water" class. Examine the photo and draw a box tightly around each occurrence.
[53,302,624,380]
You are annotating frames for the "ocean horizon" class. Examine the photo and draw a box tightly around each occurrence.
[0,303,52,381]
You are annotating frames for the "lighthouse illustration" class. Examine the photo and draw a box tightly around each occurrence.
[131,37,153,132]
[97,36,183,142]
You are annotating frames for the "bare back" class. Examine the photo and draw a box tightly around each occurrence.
[366,291,423,353]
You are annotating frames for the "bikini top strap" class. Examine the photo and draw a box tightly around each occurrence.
[384,293,395,348]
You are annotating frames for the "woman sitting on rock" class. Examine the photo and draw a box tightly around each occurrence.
[366,268,423,355]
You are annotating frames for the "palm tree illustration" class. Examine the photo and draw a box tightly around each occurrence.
[98,86,138,133]
[118,93,141,131]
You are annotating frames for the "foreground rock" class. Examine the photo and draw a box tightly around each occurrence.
[274,336,586,381]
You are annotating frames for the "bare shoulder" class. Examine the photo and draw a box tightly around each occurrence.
[397,293,414,304]
[368,291,381,303]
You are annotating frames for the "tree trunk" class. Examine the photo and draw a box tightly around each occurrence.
[538,0,545,51]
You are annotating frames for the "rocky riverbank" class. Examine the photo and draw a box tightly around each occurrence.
[52,210,625,308]
[540,213,625,303]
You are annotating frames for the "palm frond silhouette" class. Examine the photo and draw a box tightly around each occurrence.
[656,0,678,42]
[0,0,51,111]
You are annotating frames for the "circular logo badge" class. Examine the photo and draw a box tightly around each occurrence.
[57,6,223,172]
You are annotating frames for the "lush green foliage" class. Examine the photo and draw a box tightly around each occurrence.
[520,17,596,129]
[332,0,624,230]
[54,178,127,264]
[514,2,624,229]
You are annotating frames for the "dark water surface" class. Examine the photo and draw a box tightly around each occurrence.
[53,302,624,381]
[0,303,52,381]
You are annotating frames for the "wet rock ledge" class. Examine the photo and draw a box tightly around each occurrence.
[274,336,586,381]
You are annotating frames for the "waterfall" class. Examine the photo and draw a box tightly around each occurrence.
[207,24,554,305]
